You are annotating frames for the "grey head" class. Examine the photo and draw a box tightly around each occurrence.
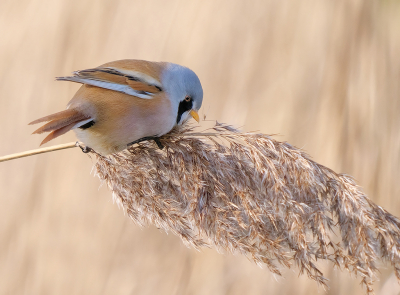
[161,63,203,125]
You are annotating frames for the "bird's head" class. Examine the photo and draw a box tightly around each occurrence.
[161,63,203,125]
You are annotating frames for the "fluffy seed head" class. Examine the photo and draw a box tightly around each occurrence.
[91,122,400,294]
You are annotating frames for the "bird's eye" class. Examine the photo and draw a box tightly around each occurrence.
[185,96,191,102]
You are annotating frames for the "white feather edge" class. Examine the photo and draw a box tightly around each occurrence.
[59,77,154,99]
[104,67,162,88]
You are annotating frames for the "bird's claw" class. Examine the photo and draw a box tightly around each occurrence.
[153,138,164,150]
[127,136,164,150]
[75,142,92,153]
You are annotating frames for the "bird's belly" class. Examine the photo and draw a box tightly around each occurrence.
[73,113,175,155]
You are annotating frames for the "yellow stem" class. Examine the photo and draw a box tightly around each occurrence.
[0,142,77,163]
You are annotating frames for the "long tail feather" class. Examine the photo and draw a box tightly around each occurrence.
[30,109,92,145]
[32,113,89,134]
[29,109,81,125]
[40,122,77,145]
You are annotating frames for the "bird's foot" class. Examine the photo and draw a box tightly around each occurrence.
[153,138,164,149]
[75,142,93,153]
[127,136,164,150]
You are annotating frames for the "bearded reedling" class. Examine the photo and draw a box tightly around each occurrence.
[29,59,203,155]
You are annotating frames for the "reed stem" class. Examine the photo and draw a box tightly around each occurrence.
[0,133,222,163]
[0,142,77,163]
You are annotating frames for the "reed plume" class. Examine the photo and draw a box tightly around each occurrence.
[91,122,400,294]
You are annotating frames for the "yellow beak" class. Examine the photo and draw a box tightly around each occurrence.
[189,110,200,123]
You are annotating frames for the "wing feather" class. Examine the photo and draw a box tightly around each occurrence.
[56,67,162,99]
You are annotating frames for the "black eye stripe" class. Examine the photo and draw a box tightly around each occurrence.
[176,99,193,124]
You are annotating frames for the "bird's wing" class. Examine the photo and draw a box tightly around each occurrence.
[57,67,162,99]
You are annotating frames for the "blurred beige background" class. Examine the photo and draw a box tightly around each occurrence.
[1,0,400,294]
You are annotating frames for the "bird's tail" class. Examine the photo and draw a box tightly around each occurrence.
[29,109,92,145]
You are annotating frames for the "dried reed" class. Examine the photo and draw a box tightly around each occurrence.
[91,122,400,294]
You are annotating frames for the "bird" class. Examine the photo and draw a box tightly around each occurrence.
[29,59,203,155]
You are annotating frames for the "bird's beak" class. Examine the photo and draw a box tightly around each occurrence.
[189,110,200,123]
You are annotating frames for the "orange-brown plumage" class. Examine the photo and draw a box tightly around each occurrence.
[125,80,161,93]
[100,59,164,81]
[29,109,82,125]
[68,85,173,154]
[31,109,89,134]
[40,122,78,145]
[29,59,203,155]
